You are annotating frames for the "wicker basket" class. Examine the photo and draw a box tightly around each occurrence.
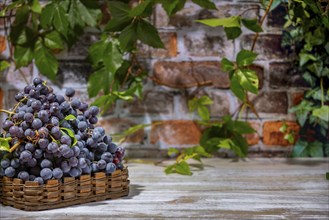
[0,167,129,211]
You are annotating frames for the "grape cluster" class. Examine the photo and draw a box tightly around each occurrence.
[0,78,125,184]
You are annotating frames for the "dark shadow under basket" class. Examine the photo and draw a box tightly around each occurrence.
[0,167,129,211]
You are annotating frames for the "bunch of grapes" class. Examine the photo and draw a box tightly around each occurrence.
[0,77,125,184]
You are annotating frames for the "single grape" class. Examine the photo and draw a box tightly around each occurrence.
[29,89,39,99]
[15,92,25,102]
[108,143,118,154]
[61,161,71,173]
[83,110,91,119]
[86,138,96,148]
[20,150,33,162]
[32,118,43,129]
[2,120,14,131]
[24,129,36,139]
[89,117,98,124]
[33,77,43,86]
[9,126,20,137]
[65,88,75,98]
[47,93,56,102]
[40,159,53,169]
[51,126,62,140]
[105,162,116,174]
[27,158,37,167]
[40,168,53,181]
[91,163,98,173]
[10,158,20,168]
[60,135,71,146]
[42,102,50,110]
[96,159,106,170]
[70,99,81,109]
[31,100,42,111]
[50,116,60,126]
[101,152,113,163]
[38,127,49,138]
[18,171,29,181]
[34,177,44,185]
[82,165,92,174]
[38,110,49,123]
[25,143,36,153]
[47,142,59,153]
[69,167,81,177]
[20,121,30,131]
[92,131,102,142]
[60,101,70,112]
[97,142,107,153]
[89,106,99,116]
[72,146,80,157]
[56,95,65,104]
[52,168,63,179]
[17,111,25,120]
[1,158,10,168]
[78,158,87,169]
[26,107,34,113]
[68,157,78,167]
[5,166,16,178]
[79,103,88,111]
[78,121,87,132]
[24,85,33,94]
[33,149,43,159]
[38,138,49,150]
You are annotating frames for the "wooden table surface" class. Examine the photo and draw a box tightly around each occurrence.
[1,158,328,219]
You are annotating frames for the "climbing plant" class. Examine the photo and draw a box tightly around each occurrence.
[282,0,329,157]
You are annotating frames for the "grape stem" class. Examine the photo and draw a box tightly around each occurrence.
[0,109,15,115]
[9,140,23,153]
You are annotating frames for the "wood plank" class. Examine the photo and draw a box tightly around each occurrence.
[0,158,328,219]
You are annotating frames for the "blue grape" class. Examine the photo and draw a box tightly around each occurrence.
[18,171,29,181]
[52,168,63,179]
[69,167,81,177]
[108,143,118,154]
[89,116,98,124]
[96,159,106,170]
[40,159,53,168]
[5,166,16,177]
[10,158,20,168]
[34,177,44,185]
[25,143,36,153]
[38,138,49,150]
[47,142,59,153]
[27,158,37,167]
[20,121,30,130]
[68,157,78,167]
[20,150,32,162]
[70,99,81,109]
[2,120,14,131]
[78,121,87,131]
[50,116,60,126]
[61,161,71,173]
[32,118,43,129]
[92,131,102,142]
[24,129,36,139]
[60,101,70,112]
[17,111,25,120]
[89,106,99,116]
[103,135,112,145]
[1,158,10,168]
[38,110,49,123]
[56,95,65,104]
[51,126,62,140]
[65,88,75,98]
[101,152,113,163]
[106,163,116,174]
[97,142,107,153]
[9,126,20,137]
[60,135,71,146]
[40,168,52,181]
[38,127,49,138]
[34,149,43,159]
[15,92,25,101]
[72,146,80,157]
[33,77,43,86]
[82,165,91,174]
[31,100,42,111]
[23,112,34,123]
[91,163,98,172]
[79,103,88,111]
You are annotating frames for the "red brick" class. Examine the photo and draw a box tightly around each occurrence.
[263,121,300,146]
[269,62,307,88]
[253,92,288,114]
[241,34,288,60]
[0,35,6,53]
[244,121,260,146]
[122,91,174,115]
[150,120,201,145]
[98,118,144,144]
[153,61,230,89]
[138,32,177,58]
[291,91,304,107]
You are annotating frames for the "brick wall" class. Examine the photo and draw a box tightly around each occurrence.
[0,1,305,158]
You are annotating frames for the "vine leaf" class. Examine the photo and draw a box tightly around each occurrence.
[34,40,58,80]
[197,16,241,28]
[236,50,258,67]
[242,18,263,32]
[60,128,78,147]
[0,137,12,152]
[312,105,329,122]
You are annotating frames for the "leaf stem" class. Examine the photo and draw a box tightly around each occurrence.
[0,109,15,115]
[9,140,23,153]
[251,0,274,52]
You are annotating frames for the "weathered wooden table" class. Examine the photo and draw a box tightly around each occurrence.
[0,158,328,219]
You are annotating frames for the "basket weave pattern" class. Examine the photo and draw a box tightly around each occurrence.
[0,168,129,211]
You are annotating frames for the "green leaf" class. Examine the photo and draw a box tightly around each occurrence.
[76,0,100,27]
[299,53,317,66]
[292,140,308,157]
[160,0,186,16]
[60,127,78,147]
[53,3,69,37]
[191,0,217,9]
[119,23,138,51]
[242,18,263,32]
[88,68,107,97]
[232,121,255,134]
[236,50,258,67]
[129,0,153,17]
[197,16,241,28]
[40,3,55,29]
[44,31,64,50]
[30,0,42,14]
[13,5,30,26]
[231,134,248,157]
[217,138,233,149]
[34,40,58,80]
[0,61,10,71]
[175,161,192,175]
[14,45,33,68]
[284,133,295,144]
[199,96,213,105]
[312,105,329,122]
[224,27,242,40]
[230,75,246,101]
[0,137,12,152]
[279,122,288,133]
[137,20,164,48]
[221,58,235,72]
[64,114,76,121]
[326,172,329,180]
[235,69,259,94]
[198,105,210,121]
[168,148,179,156]
[309,141,324,157]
